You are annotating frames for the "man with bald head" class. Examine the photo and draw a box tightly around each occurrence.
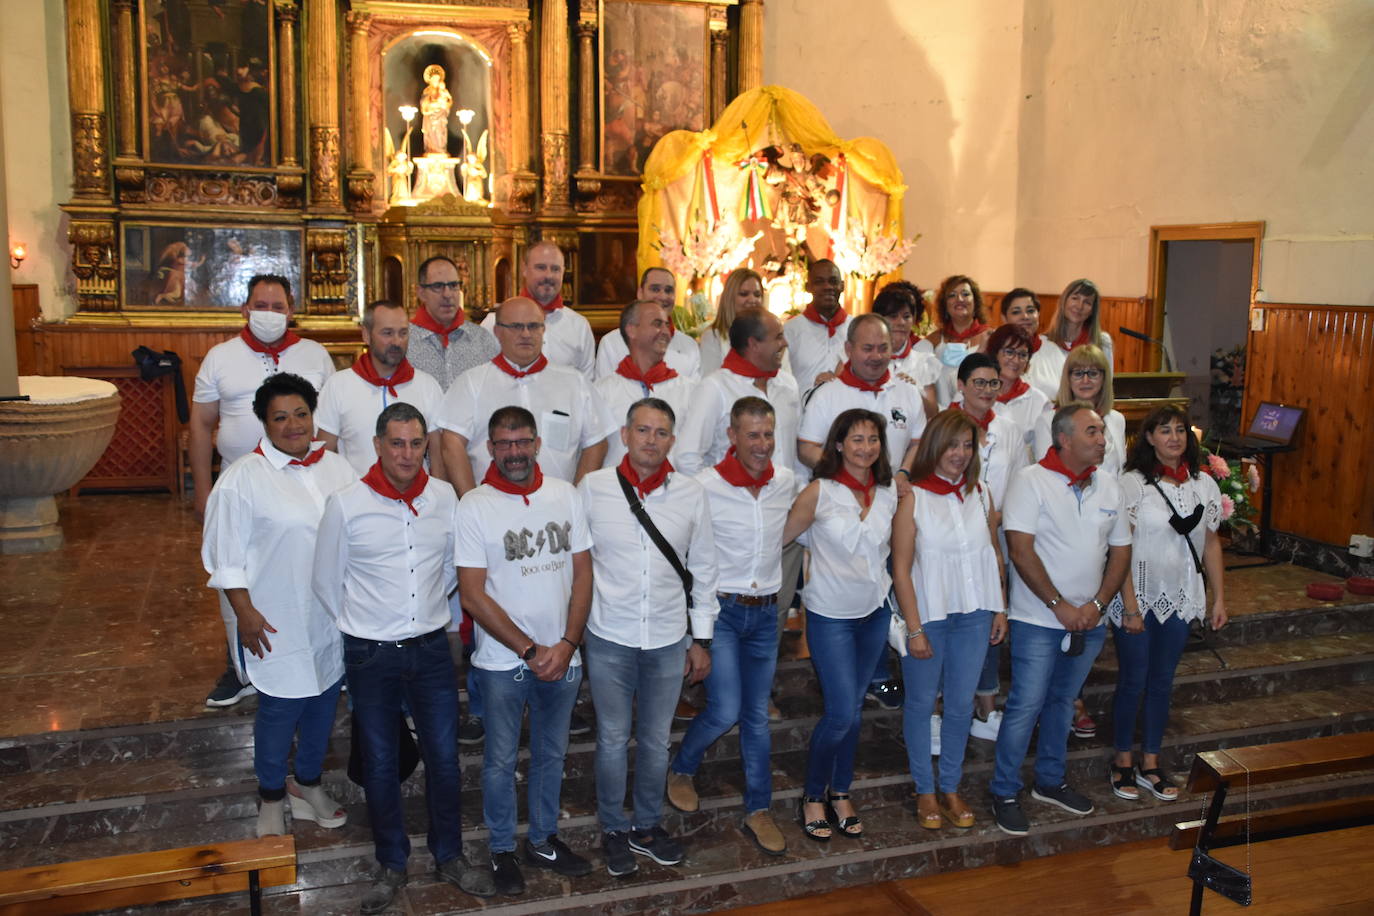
[482,241,595,378]
[593,267,701,381]
[784,259,852,397]
[441,296,615,495]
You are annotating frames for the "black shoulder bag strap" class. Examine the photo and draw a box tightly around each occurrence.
[1149,478,1205,578]
[616,471,694,609]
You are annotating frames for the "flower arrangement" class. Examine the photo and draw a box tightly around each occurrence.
[829,223,921,280]
[655,223,762,281]
[1199,445,1260,528]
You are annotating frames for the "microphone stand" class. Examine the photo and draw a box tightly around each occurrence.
[1117,326,1175,371]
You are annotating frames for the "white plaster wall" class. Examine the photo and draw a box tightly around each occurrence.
[1,0,72,319]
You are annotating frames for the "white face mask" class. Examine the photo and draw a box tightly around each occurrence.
[248,309,288,343]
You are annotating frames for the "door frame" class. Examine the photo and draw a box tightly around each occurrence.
[1145,221,1264,371]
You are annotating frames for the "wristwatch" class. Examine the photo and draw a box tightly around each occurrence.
[1045,593,1064,611]
[521,643,537,662]
[693,638,713,650]
[1091,598,1107,615]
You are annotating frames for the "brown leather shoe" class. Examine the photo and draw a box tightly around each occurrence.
[666,771,699,812]
[742,810,787,856]
[674,698,698,721]
[767,698,783,722]
[916,793,942,830]
[939,792,975,828]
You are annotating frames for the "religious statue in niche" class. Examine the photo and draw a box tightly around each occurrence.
[420,64,453,155]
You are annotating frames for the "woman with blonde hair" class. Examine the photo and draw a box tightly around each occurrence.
[1046,278,1114,367]
[1032,344,1125,477]
[699,267,766,373]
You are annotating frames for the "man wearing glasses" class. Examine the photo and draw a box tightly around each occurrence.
[408,255,499,391]
[439,297,615,496]
[481,241,596,378]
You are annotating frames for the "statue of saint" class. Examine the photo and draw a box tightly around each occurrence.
[387,150,414,205]
[419,64,453,156]
[460,128,489,204]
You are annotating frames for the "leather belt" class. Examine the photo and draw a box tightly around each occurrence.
[346,628,447,649]
[719,592,779,606]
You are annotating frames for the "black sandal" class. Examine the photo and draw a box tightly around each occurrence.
[797,796,833,842]
[1135,767,1180,801]
[826,792,863,838]
[1109,763,1141,800]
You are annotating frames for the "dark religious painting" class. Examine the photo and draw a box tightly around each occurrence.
[600,0,708,176]
[122,224,302,309]
[578,232,639,305]
[141,0,274,166]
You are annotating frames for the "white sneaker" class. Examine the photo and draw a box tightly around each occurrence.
[930,714,942,756]
[970,710,1003,742]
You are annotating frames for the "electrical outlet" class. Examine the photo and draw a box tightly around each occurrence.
[1350,535,1374,559]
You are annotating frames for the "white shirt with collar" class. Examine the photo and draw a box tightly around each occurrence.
[595,330,701,381]
[675,366,801,476]
[192,334,337,465]
[315,364,444,475]
[1001,461,1132,629]
[579,467,719,649]
[202,439,356,697]
[456,475,592,671]
[594,369,697,469]
[696,464,796,596]
[799,372,928,473]
[784,312,851,396]
[312,473,460,642]
[804,478,898,619]
[481,307,596,378]
[437,359,617,483]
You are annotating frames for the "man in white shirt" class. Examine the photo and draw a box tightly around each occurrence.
[579,398,719,877]
[667,397,793,856]
[440,297,614,495]
[480,241,595,377]
[316,299,446,477]
[406,256,500,391]
[191,273,336,707]
[990,404,1132,837]
[594,267,702,380]
[783,259,851,396]
[312,403,494,911]
[594,299,696,468]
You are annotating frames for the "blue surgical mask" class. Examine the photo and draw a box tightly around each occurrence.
[940,341,968,368]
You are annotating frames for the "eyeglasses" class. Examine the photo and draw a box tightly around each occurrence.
[1070,368,1105,381]
[490,437,535,451]
[968,378,1003,391]
[420,281,461,293]
[999,349,1030,360]
[495,321,545,333]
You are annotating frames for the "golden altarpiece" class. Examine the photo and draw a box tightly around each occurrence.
[56,0,764,344]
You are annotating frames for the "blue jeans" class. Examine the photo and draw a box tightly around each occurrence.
[901,611,992,794]
[345,632,464,872]
[254,678,343,794]
[585,630,688,833]
[803,607,890,797]
[990,621,1107,798]
[1111,614,1192,754]
[673,596,779,812]
[475,663,582,852]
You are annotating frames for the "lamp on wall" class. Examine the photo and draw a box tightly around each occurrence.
[9,243,24,270]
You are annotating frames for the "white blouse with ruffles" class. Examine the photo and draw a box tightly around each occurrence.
[803,478,897,619]
[910,482,1006,624]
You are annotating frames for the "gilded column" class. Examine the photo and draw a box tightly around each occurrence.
[539,0,572,213]
[345,10,374,212]
[305,0,342,210]
[575,19,596,175]
[506,19,537,213]
[709,8,728,121]
[111,0,138,158]
[66,0,110,199]
[739,0,764,93]
[277,2,300,167]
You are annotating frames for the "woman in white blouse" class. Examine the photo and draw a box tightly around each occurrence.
[951,353,1027,509]
[1107,406,1227,802]
[699,267,765,373]
[924,275,992,408]
[1045,277,1114,368]
[1001,287,1064,401]
[1032,344,1126,477]
[984,322,1051,458]
[202,373,357,837]
[783,408,903,843]
[872,280,940,419]
[891,409,1007,830]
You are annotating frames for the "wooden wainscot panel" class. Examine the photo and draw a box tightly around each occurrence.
[983,291,1152,374]
[1242,303,1374,546]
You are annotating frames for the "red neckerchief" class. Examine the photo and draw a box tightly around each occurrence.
[1155,462,1191,484]
[617,454,673,499]
[1061,326,1092,351]
[802,303,847,337]
[996,378,1030,403]
[722,348,777,380]
[410,306,465,348]
[482,461,544,505]
[1029,334,1043,355]
[954,401,996,432]
[615,355,678,392]
[253,440,326,467]
[352,351,416,397]
[521,286,564,312]
[714,446,774,489]
[361,461,429,516]
[893,334,918,359]
[1039,446,1095,487]
[492,353,549,378]
[239,326,302,366]
[915,472,966,502]
[832,467,876,508]
[837,361,889,393]
[943,320,988,343]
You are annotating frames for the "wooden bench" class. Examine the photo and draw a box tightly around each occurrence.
[1169,732,1374,914]
[0,836,296,915]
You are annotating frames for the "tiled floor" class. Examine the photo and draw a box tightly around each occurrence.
[1,492,1367,739]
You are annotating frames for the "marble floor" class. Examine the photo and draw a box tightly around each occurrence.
[1,492,1369,739]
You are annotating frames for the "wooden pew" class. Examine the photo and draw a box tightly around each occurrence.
[0,836,296,915]
[1169,732,1374,915]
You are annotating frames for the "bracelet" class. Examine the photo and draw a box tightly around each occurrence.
[559,636,579,650]
[896,468,911,477]
[1123,610,1142,619]
[906,627,925,639]
[1091,597,1107,614]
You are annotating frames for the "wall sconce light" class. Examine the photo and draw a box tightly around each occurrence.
[9,243,25,270]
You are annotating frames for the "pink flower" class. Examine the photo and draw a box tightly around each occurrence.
[1220,494,1235,520]
[1246,463,1261,493]
[1207,454,1230,479]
